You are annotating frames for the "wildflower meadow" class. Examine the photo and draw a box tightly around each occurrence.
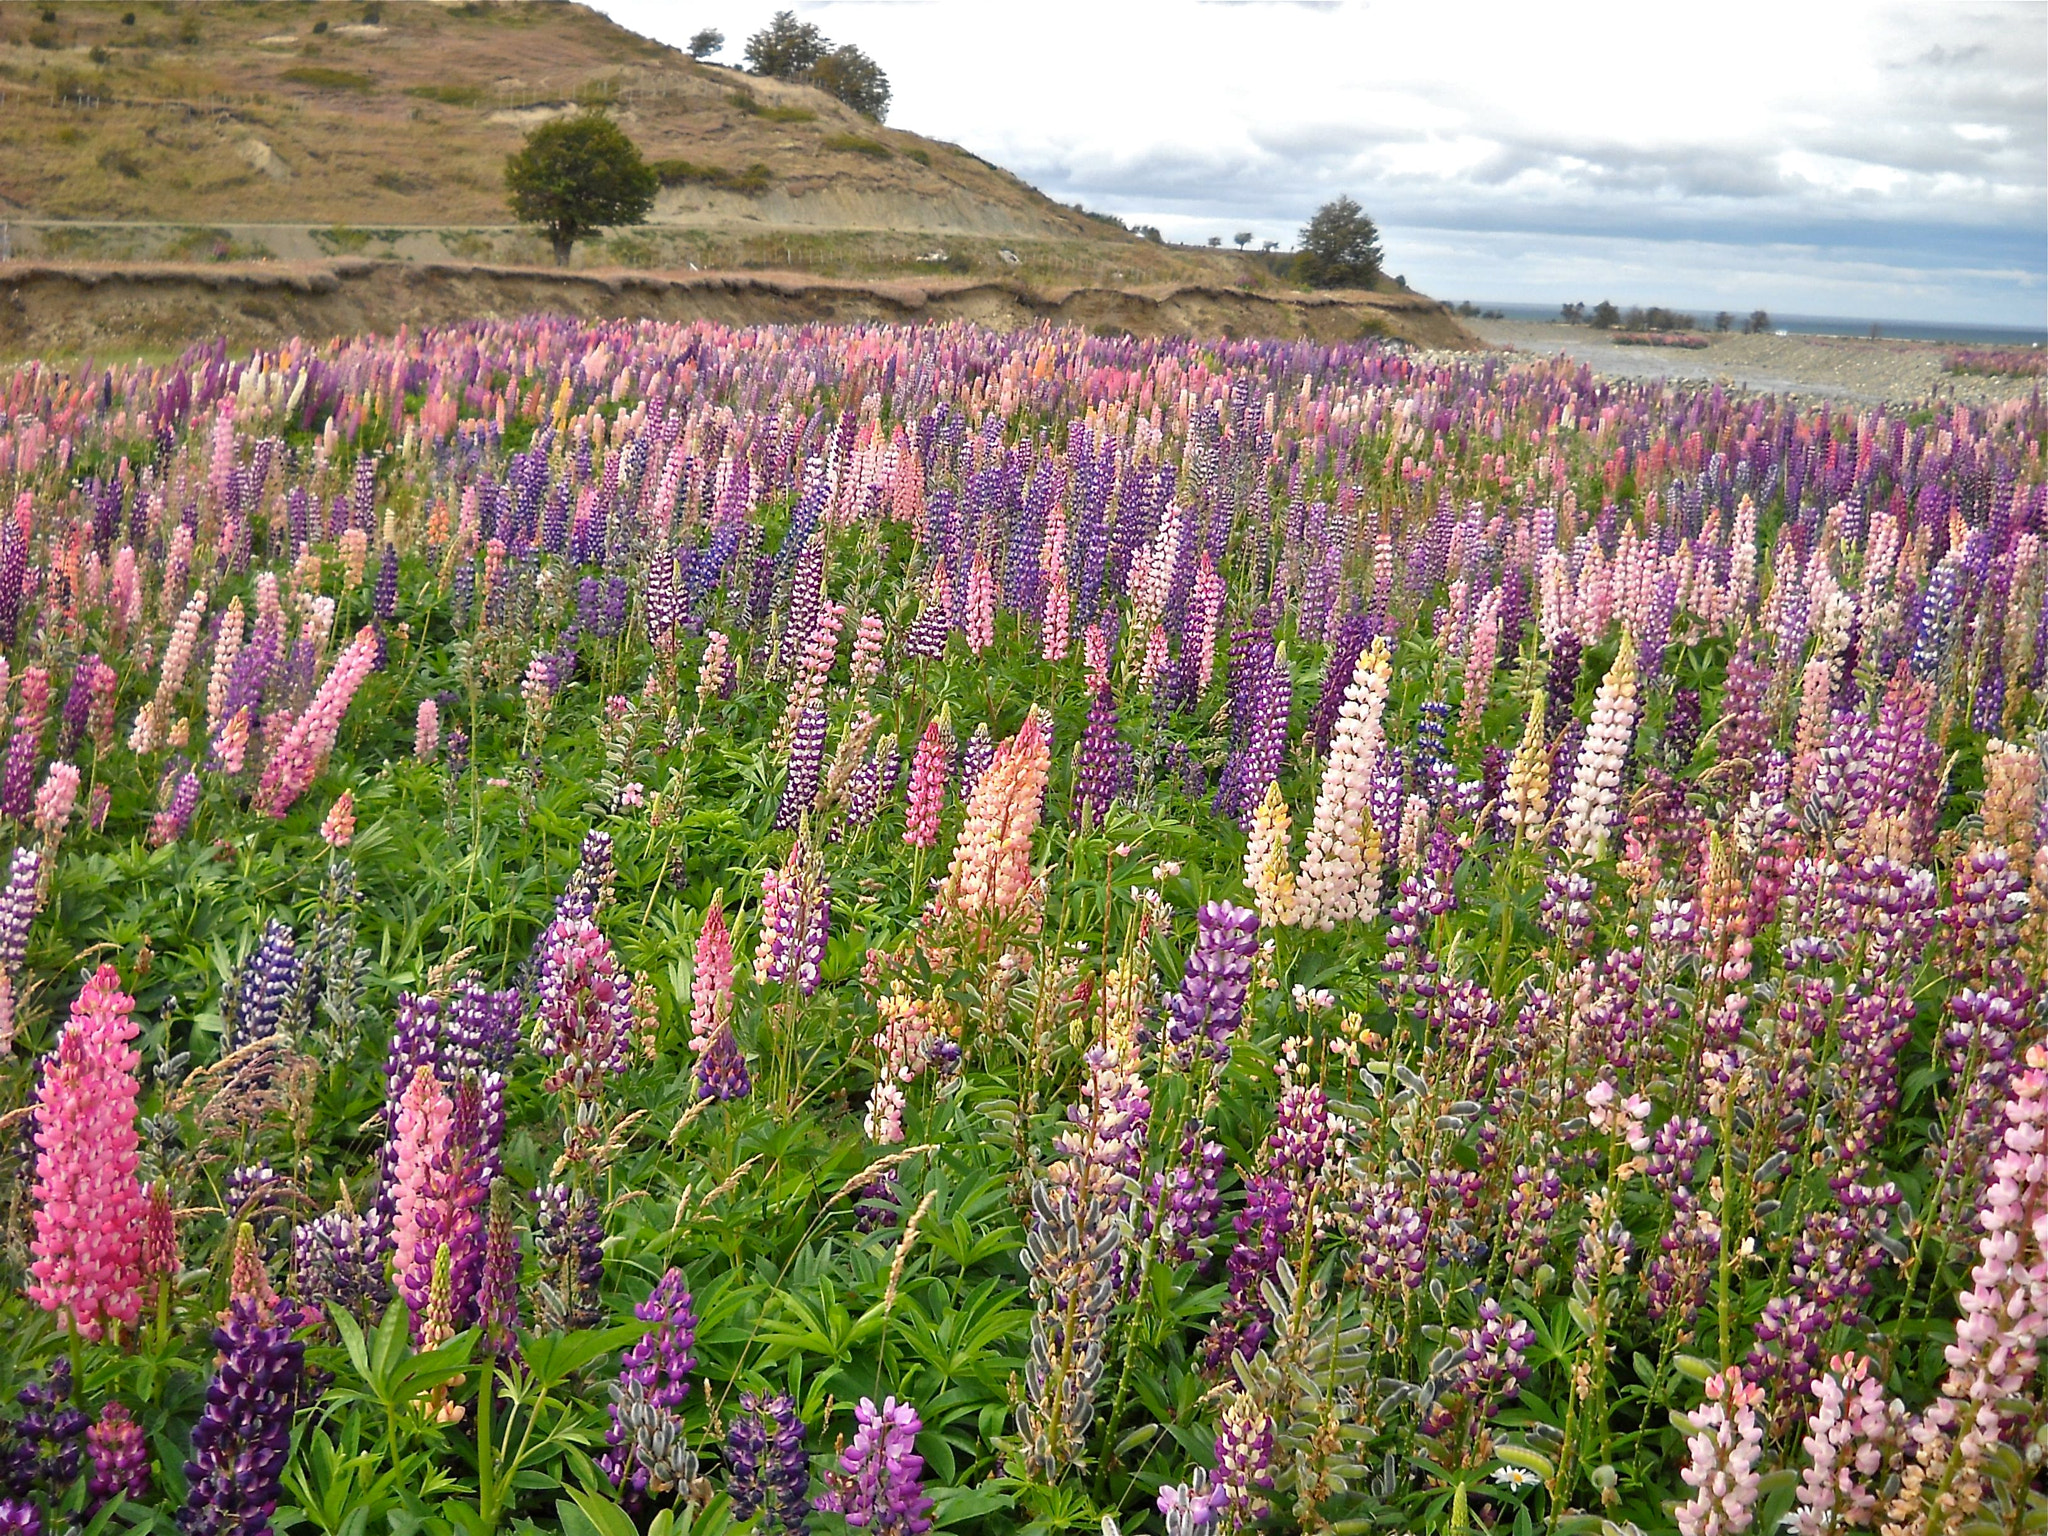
[0,320,2039,1536]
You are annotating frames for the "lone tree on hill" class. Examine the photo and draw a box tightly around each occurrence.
[504,111,657,267]
[688,27,723,59]
[745,11,827,78]
[1295,195,1383,289]
[808,44,890,120]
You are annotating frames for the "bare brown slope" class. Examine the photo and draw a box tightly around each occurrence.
[0,260,1478,359]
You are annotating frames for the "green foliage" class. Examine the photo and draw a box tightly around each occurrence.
[726,89,815,123]
[503,110,657,266]
[282,65,376,91]
[822,133,891,160]
[648,159,773,195]
[1293,193,1383,289]
[687,27,724,60]
[808,44,891,121]
[406,83,484,106]
[743,10,827,78]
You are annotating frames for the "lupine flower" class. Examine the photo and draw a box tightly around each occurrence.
[1070,687,1132,827]
[414,699,440,761]
[319,791,355,848]
[1165,902,1260,1064]
[85,1400,149,1512]
[602,1268,698,1508]
[1299,637,1391,927]
[814,1397,933,1536]
[251,626,380,817]
[1213,1393,1275,1527]
[531,1182,604,1332]
[531,915,635,1094]
[902,712,953,850]
[756,830,831,995]
[180,1299,304,1536]
[688,896,749,1101]
[29,965,148,1340]
[727,1391,810,1534]
[1675,1368,1764,1536]
[1243,781,1298,928]
[937,708,1050,926]
[1561,639,1640,863]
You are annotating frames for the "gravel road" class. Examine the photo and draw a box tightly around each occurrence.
[1463,318,2040,409]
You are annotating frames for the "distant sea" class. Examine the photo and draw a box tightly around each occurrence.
[1469,302,2047,347]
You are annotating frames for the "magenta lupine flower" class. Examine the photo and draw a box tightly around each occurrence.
[531,915,635,1095]
[688,897,749,1100]
[251,626,379,817]
[1204,1173,1292,1368]
[815,1397,933,1536]
[29,964,148,1341]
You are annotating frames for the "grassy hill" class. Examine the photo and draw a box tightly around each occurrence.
[0,1,1339,285]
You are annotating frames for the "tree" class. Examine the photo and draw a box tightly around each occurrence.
[1745,309,1770,334]
[504,111,658,266]
[808,44,890,120]
[1560,301,1586,324]
[1233,230,1253,249]
[687,27,723,59]
[1589,300,1620,329]
[1207,235,1222,248]
[1293,195,1382,289]
[1714,311,1732,332]
[745,11,826,78]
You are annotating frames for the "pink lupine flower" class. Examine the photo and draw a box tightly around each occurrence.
[29,964,149,1340]
[390,1064,456,1339]
[33,760,80,842]
[415,698,440,761]
[1676,1368,1765,1536]
[903,713,953,850]
[252,626,379,818]
[320,792,356,848]
[688,896,734,1051]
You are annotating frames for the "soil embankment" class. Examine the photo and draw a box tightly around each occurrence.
[0,259,1478,358]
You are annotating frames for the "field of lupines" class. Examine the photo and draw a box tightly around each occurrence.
[0,319,2037,1536]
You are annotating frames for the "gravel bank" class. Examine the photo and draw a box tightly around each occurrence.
[1464,318,2040,409]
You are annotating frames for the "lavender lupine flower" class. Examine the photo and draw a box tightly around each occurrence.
[223,920,300,1052]
[775,703,829,831]
[557,829,616,921]
[814,1397,933,1536]
[531,915,635,1096]
[85,1403,149,1513]
[180,1299,305,1536]
[727,1392,810,1534]
[1157,1468,1228,1536]
[1164,902,1260,1064]
[1070,687,1132,827]
[373,545,398,623]
[531,1183,603,1332]
[603,1268,699,1509]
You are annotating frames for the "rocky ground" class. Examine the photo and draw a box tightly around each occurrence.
[1466,317,2041,409]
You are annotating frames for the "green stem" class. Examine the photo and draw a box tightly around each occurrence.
[476,1351,497,1530]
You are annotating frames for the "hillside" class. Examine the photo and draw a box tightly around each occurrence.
[0,3,1387,285]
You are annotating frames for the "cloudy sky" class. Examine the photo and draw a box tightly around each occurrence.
[592,0,2048,326]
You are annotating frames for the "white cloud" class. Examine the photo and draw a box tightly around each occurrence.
[590,0,2048,325]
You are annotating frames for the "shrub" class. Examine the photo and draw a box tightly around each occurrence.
[648,159,773,195]
[406,83,482,106]
[282,66,375,91]
[727,90,814,124]
[822,133,890,159]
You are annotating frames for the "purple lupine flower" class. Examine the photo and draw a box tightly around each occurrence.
[373,545,399,622]
[447,978,523,1071]
[557,828,617,922]
[58,656,98,757]
[775,703,828,832]
[1204,1173,1292,1368]
[1543,631,1582,739]
[727,1392,810,1534]
[224,919,299,1053]
[476,1179,522,1356]
[603,1268,699,1508]
[0,518,26,648]
[1070,686,1132,827]
[1157,1468,1227,1536]
[531,915,634,1096]
[1147,1129,1226,1266]
[0,848,40,976]
[1213,1398,1275,1526]
[814,1397,932,1536]
[957,723,993,805]
[180,1299,305,1536]
[293,1205,386,1319]
[4,1359,86,1501]
[85,1403,149,1513]
[0,1498,38,1535]
[696,1024,752,1101]
[1164,902,1260,1064]
[844,751,882,831]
